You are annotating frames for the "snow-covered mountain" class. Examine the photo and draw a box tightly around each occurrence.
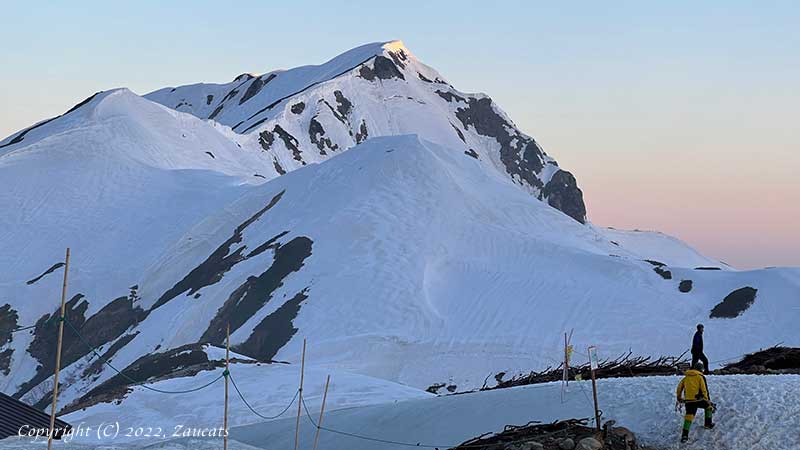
[0,41,798,434]
[145,41,587,223]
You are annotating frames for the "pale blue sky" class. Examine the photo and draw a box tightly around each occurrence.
[1,1,798,268]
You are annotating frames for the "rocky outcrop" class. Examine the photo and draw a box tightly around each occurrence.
[543,170,587,224]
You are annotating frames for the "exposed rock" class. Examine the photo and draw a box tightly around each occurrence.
[653,266,672,280]
[355,120,369,144]
[290,102,305,114]
[201,236,313,347]
[455,96,583,221]
[359,56,405,81]
[679,280,693,293]
[576,437,602,450]
[63,343,223,414]
[387,49,408,69]
[206,94,214,105]
[309,117,339,155]
[644,259,666,267]
[0,348,11,376]
[239,73,276,105]
[358,65,376,81]
[521,441,544,450]
[333,90,353,117]
[543,170,587,224]
[417,72,433,82]
[81,332,140,379]
[694,266,721,270]
[208,103,225,120]
[558,438,575,450]
[465,149,479,159]
[436,90,466,103]
[205,151,215,159]
[258,130,275,151]
[273,125,303,162]
[710,287,758,318]
[425,383,446,394]
[0,304,19,347]
[273,158,286,175]
[451,123,466,142]
[234,288,310,361]
[233,73,255,82]
[152,191,285,310]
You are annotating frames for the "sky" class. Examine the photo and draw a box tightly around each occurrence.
[1,1,797,268]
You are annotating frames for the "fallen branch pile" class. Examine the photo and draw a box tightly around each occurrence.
[486,350,689,391]
[717,346,800,375]
[450,418,649,450]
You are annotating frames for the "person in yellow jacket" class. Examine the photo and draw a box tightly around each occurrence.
[676,361,715,442]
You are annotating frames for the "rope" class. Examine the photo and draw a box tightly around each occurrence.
[10,324,36,333]
[300,395,585,449]
[229,370,299,420]
[63,318,224,394]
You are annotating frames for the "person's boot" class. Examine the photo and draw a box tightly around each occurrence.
[704,412,715,429]
[681,422,691,442]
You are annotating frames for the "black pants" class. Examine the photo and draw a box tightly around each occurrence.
[692,352,710,374]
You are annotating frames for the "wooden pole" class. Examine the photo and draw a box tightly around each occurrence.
[223,324,230,450]
[589,346,601,432]
[47,248,70,450]
[564,332,569,387]
[294,339,307,450]
[312,374,331,450]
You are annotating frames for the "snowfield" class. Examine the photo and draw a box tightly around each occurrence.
[1,374,797,449]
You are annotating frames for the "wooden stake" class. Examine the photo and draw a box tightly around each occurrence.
[589,346,601,432]
[312,374,331,450]
[47,247,70,450]
[224,324,230,450]
[294,339,307,450]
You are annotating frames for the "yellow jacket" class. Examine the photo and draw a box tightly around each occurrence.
[677,369,709,402]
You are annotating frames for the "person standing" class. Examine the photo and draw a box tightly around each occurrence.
[691,324,710,375]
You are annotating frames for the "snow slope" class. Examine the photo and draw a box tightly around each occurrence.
[599,227,729,269]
